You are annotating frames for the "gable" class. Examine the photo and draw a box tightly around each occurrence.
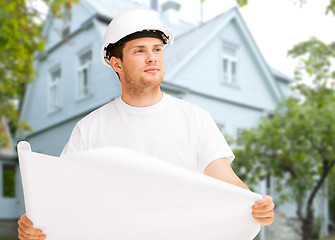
[43,0,96,51]
[164,7,283,111]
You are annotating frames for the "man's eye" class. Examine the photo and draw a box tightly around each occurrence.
[155,48,162,52]
[136,49,144,53]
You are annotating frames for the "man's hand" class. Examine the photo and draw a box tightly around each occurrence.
[18,214,46,240]
[252,195,275,226]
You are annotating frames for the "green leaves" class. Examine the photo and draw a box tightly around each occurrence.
[0,0,77,144]
[326,0,335,15]
[288,37,335,87]
[234,88,335,203]
[236,0,248,7]
[233,31,335,205]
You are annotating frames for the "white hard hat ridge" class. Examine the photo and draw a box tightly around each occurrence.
[101,8,174,68]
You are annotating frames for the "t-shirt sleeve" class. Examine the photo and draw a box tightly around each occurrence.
[197,110,235,174]
[60,124,86,156]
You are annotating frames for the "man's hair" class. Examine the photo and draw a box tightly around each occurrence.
[111,44,125,61]
[106,44,125,80]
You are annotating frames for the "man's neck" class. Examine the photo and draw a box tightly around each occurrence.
[121,89,163,107]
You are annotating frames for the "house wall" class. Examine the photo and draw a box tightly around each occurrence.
[44,1,95,50]
[183,93,264,137]
[21,22,122,135]
[0,159,25,219]
[27,116,83,156]
[171,19,278,114]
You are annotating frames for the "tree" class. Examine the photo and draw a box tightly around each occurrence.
[0,0,76,147]
[232,37,335,239]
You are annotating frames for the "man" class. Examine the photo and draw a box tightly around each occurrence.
[18,8,274,240]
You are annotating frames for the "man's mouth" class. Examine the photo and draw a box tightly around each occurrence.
[144,68,159,73]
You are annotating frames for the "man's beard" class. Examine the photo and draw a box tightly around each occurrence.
[124,73,163,97]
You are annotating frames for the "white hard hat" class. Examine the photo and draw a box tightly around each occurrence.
[101,8,174,67]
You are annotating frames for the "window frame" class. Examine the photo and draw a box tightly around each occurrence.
[221,42,240,87]
[76,48,93,101]
[48,66,61,113]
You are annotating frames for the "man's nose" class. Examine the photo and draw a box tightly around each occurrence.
[146,51,157,64]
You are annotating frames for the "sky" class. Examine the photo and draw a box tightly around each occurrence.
[156,0,335,79]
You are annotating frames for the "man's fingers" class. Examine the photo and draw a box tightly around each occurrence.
[254,195,273,207]
[18,228,46,240]
[18,214,46,240]
[18,224,44,236]
[252,201,275,212]
[19,214,33,228]
[253,217,274,226]
[252,209,274,218]
[252,195,275,226]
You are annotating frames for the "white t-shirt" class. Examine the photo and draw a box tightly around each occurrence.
[61,93,234,173]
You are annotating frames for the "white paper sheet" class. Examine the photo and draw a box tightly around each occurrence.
[18,141,262,240]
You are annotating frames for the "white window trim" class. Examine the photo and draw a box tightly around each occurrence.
[221,43,240,87]
[61,7,71,39]
[76,49,92,101]
[48,66,61,113]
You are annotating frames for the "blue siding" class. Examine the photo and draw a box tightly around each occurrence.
[21,23,121,135]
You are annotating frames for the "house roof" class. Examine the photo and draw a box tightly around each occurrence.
[84,0,145,20]
[270,67,294,83]
[85,0,195,38]
[164,8,233,75]
[89,2,288,101]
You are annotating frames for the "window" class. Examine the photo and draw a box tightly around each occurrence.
[49,67,61,112]
[236,128,243,138]
[77,50,92,100]
[3,164,16,198]
[61,7,71,39]
[221,44,238,84]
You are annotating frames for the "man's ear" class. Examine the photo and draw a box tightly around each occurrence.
[110,56,122,73]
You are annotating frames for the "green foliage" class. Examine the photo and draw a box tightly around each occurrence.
[329,173,335,221]
[0,0,77,146]
[288,37,335,86]
[326,0,335,15]
[236,0,248,7]
[312,217,324,239]
[233,92,335,201]
[232,25,335,240]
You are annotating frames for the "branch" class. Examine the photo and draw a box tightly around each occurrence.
[280,162,298,179]
[307,157,335,208]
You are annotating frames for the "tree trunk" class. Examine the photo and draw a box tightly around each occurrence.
[302,206,314,240]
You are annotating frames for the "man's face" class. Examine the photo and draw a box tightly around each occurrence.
[114,37,165,95]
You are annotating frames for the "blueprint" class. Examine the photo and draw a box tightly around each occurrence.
[18,141,262,240]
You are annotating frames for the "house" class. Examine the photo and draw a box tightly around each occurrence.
[0,117,24,237]
[14,0,328,239]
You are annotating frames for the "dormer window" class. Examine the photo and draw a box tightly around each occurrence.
[221,44,239,85]
[61,7,71,39]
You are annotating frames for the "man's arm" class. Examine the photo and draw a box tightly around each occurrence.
[204,158,274,226]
